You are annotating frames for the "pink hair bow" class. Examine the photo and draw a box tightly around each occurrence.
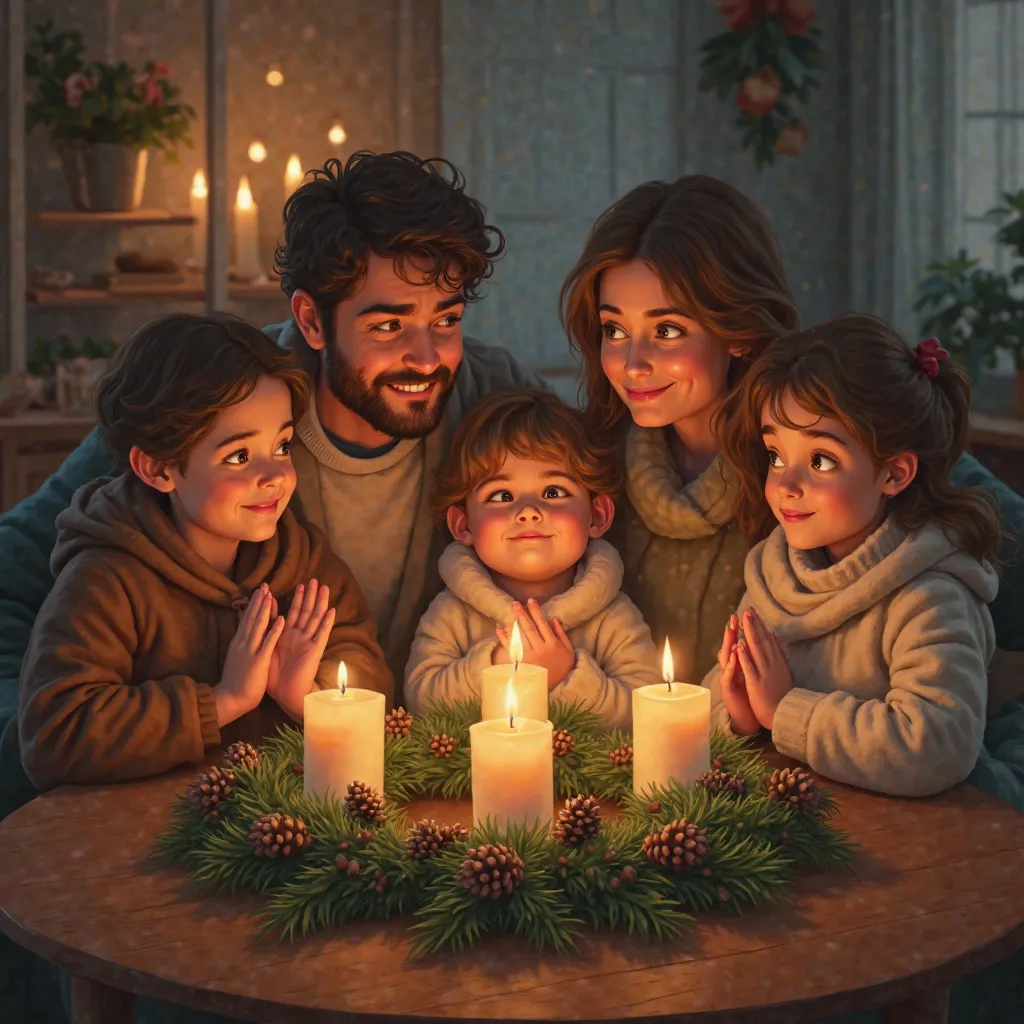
[914,336,949,379]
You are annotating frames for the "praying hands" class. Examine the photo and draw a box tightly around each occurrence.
[718,607,794,734]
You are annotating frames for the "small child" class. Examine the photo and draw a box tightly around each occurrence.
[404,388,660,727]
[704,314,1001,797]
[19,313,393,789]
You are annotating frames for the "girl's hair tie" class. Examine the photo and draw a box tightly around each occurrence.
[914,336,949,379]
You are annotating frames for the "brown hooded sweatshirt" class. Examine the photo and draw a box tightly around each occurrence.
[18,473,393,789]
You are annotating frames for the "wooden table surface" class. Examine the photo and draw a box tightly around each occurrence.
[1,761,1023,1024]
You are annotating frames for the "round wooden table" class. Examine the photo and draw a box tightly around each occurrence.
[1,757,1023,1024]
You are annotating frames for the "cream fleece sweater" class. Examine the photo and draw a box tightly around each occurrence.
[703,518,998,797]
[405,539,661,728]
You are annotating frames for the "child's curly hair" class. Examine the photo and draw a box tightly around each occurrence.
[715,313,1002,564]
[433,388,621,522]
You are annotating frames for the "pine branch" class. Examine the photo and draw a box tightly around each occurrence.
[148,796,215,867]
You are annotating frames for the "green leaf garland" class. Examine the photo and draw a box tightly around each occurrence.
[152,699,856,958]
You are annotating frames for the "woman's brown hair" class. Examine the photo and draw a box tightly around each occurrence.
[716,313,1002,564]
[432,388,621,521]
[560,175,801,441]
[96,312,311,472]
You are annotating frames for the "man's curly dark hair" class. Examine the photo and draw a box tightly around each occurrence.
[274,151,505,319]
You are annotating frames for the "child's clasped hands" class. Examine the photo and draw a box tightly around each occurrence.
[718,607,793,736]
[493,598,576,689]
[216,579,336,726]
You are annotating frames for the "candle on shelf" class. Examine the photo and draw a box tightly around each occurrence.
[188,169,207,270]
[631,638,710,794]
[480,619,548,722]
[233,175,262,281]
[303,662,385,801]
[470,674,553,829]
[284,154,304,205]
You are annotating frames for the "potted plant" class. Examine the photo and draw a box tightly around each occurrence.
[915,191,1024,408]
[24,20,196,211]
[30,333,117,415]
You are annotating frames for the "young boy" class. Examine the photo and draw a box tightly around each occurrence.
[404,388,660,728]
[19,313,393,789]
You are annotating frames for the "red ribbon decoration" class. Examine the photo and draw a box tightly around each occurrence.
[914,336,949,379]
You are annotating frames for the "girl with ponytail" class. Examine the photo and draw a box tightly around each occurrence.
[705,313,1001,797]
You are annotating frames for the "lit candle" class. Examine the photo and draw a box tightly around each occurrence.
[631,639,710,794]
[302,662,385,801]
[470,674,553,829]
[233,175,262,281]
[284,154,304,206]
[188,169,207,270]
[480,619,548,722]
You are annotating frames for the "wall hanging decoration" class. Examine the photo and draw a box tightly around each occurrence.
[699,0,823,171]
[154,699,855,958]
[24,19,196,211]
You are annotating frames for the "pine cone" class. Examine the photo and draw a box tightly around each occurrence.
[766,767,820,813]
[609,743,633,766]
[186,765,235,823]
[406,819,469,860]
[642,818,709,871]
[552,729,575,757]
[554,795,602,847]
[222,741,260,772]
[695,768,745,797]
[248,812,309,858]
[385,707,413,738]
[460,843,525,899]
[429,733,457,759]
[344,781,386,823]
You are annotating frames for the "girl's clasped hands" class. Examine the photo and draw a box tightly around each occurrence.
[217,580,335,726]
[718,607,794,736]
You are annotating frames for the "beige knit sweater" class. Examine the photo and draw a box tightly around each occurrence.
[404,539,661,728]
[703,518,999,797]
[609,424,750,685]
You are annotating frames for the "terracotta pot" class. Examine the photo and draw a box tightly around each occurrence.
[60,143,148,211]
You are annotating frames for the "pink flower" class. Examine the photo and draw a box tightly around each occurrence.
[143,77,164,105]
[736,67,782,117]
[775,120,810,157]
[63,72,94,109]
[152,61,171,77]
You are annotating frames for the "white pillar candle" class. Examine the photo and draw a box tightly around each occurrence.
[303,663,385,801]
[470,676,553,829]
[480,619,548,721]
[233,175,262,281]
[284,154,303,206]
[632,639,710,794]
[189,169,207,269]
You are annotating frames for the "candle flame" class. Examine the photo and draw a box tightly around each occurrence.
[505,671,517,728]
[328,122,347,146]
[247,139,267,163]
[285,154,303,182]
[265,63,284,87]
[509,619,523,667]
[236,176,255,210]
[662,637,674,692]
[337,661,348,695]
[190,168,207,199]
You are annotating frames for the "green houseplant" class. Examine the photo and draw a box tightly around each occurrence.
[24,20,196,211]
[915,191,1024,393]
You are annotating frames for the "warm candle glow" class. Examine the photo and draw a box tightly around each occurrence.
[190,168,207,199]
[662,638,674,692]
[337,661,348,695]
[265,63,284,87]
[236,176,254,211]
[247,140,267,163]
[505,671,517,728]
[328,122,347,145]
[509,620,523,667]
[285,154,302,181]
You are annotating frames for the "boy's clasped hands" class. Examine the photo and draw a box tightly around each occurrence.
[718,607,793,736]
[214,580,336,727]
[492,598,576,690]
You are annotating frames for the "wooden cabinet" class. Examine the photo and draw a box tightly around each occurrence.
[0,412,95,513]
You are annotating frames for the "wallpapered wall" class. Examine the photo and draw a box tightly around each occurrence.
[20,0,852,373]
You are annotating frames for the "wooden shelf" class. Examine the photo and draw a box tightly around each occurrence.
[27,209,196,228]
[970,412,1024,451]
[28,282,284,306]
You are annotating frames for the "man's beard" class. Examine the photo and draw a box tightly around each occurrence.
[322,341,456,440]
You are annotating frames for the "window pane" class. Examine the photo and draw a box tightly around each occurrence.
[965,219,999,269]
[965,116,1000,215]
[968,2,1000,110]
